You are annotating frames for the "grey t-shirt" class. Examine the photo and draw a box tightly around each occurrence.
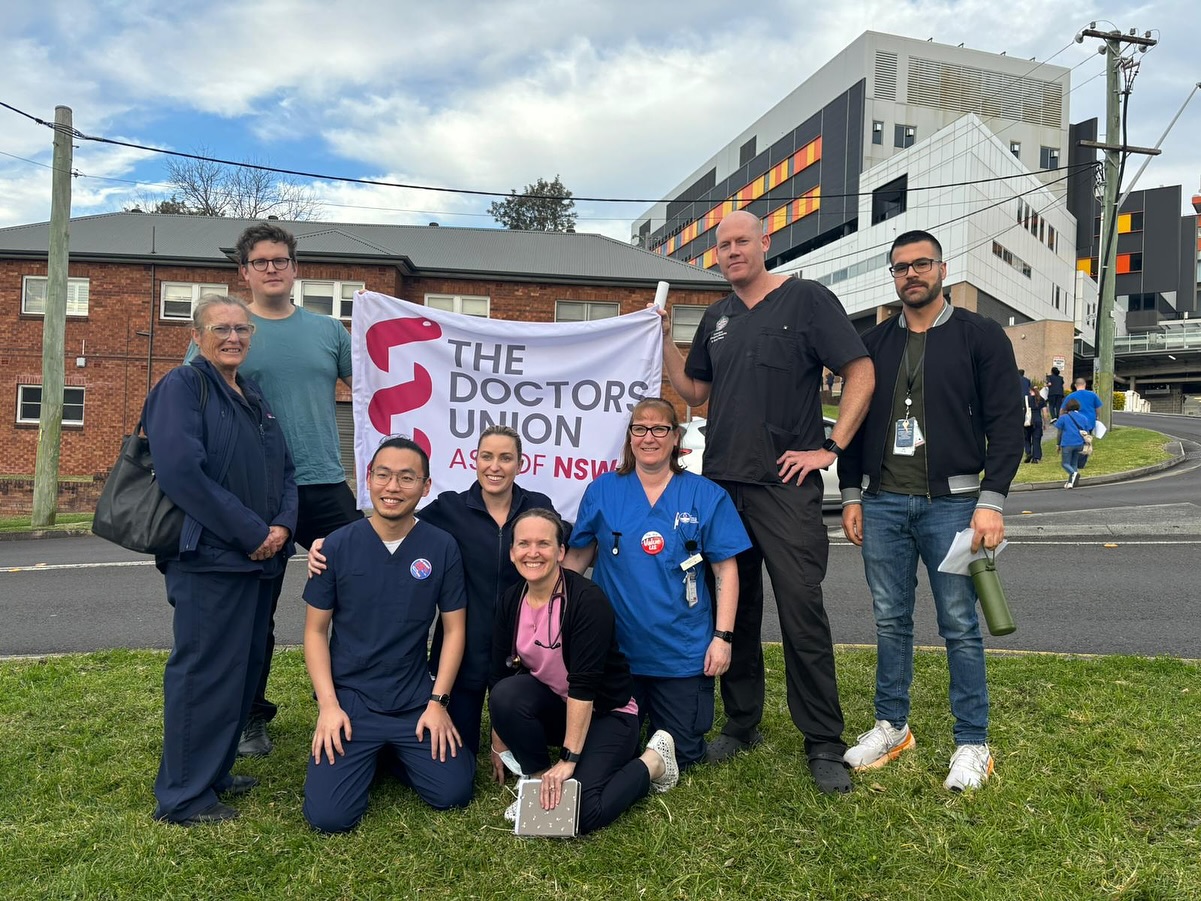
[186,306,352,485]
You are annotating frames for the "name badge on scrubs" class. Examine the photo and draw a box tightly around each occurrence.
[684,570,699,607]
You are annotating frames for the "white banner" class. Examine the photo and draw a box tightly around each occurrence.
[351,291,664,520]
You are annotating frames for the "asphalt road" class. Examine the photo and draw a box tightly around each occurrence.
[3,412,1199,660]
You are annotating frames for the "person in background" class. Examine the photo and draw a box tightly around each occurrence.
[564,398,750,769]
[1062,377,1104,472]
[147,294,297,826]
[1024,385,1046,464]
[1045,367,1065,419]
[301,436,473,833]
[308,424,559,760]
[1054,399,1088,489]
[490,509,679,834]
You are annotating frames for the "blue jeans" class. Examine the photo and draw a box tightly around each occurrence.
[1060,446,1081,478]
[860,491,989,744]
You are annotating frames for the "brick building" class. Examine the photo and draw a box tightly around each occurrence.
[0,213,728,515]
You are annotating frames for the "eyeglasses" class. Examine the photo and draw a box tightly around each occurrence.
[246,257,294,272]
[370,467,425,488]
[888,258,942,277]
[201,324,255,339]
[629,424,674,438]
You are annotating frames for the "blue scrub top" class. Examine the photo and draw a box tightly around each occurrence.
[570,471,750,678]
[304,518,467,714]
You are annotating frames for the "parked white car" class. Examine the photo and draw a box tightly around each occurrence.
[680,417,842,510]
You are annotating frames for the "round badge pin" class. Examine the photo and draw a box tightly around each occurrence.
[410,558,433,580]
[640,531,665,555]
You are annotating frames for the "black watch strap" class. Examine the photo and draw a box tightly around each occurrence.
[559,747,582,763]
[713,630,734,643]
[822,437,843,457]
[429,693,450,708]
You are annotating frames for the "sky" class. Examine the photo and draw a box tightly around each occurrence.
[1,0,1198,242]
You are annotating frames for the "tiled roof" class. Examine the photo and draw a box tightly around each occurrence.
[0,213,728,287]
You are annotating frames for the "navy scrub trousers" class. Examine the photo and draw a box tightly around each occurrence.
[302,689,475,834]
[153,565,274,822]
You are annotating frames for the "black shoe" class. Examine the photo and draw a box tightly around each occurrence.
[809,758,853,795]
[219,775,259,798]
[238,717,273,758]
[1022,456,1031,464]
[704,730,763,764]
[162,802,240,827]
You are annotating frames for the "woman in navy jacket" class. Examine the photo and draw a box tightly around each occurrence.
[145,294,297,826]
[309,424,559,760]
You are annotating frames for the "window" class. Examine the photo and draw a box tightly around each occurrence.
[739,137,757,166]
[871,175,908,225]
[296,280,363,320]
[555,301,619,322]
[670,305,706,344]
[160,282,228,320]
[872,121,884,145]
[1116,253,1143,275]
[894,125,916,149]
[1047,225,1056,252]
[1118,211,1144,234]
[1039,146,1060,169]
[1010,141,1021,157]
[424,294,491,317]
[17,385,84,426]
[22,276,89,317]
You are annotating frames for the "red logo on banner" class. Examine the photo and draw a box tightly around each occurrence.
[365,316,443,455]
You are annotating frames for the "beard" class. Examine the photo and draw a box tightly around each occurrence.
[900,281,942,309]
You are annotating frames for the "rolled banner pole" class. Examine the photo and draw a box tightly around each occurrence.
[653,280,670,309]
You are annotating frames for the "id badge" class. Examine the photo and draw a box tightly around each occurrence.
[894,418,916,456]
[684,570,699,607]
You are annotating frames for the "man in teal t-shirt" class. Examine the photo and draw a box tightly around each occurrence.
[186,222,361,757]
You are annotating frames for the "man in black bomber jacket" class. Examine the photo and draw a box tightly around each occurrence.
[838,229,1023,794]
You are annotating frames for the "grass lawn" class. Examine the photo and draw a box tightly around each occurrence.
[1,647,1197,900]
[0,513,94,534]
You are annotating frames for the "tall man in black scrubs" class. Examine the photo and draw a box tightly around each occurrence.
[658,210,874,794]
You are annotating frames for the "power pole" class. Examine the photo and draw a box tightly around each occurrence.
[31,106,74,527]
[1076,27,1157,432]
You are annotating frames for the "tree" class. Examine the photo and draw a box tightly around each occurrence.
[129,147,321,220]
[488,175,577,231]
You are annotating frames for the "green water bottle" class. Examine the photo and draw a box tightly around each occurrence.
[969,552,1016,636]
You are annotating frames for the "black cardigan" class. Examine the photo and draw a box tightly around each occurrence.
[489,568,634,712]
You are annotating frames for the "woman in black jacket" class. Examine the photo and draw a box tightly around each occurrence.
[488,509,679,834]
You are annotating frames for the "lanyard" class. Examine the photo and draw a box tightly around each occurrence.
[902,330,926,420]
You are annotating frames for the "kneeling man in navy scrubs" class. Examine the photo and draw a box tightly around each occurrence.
[302,436,474,832]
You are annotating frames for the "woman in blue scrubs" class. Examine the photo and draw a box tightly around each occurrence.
[565,398,750,769]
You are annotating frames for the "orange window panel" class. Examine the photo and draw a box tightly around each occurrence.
[1116,253,1131,275]
[1117,213,1131,234]
[1076,258,1092,273]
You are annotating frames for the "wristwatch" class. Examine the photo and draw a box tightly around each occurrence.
[713,630,734,643]
[429,693,450,708]
[559,747,582,763]
[821,437,843,457]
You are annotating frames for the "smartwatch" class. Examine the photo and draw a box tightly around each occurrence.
[559,747,582,763]
[713,630,734,643]
[429,693,451,708]
[821,437,843,457]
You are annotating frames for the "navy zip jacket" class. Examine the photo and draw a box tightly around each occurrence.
[839,304,1023,513]
[489,568,634,711]
[423,482,559,691]
[144,357,298,571]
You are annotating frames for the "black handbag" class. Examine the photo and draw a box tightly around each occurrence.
[93,370,208,555]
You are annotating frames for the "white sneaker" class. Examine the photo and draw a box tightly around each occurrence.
[843,720,916,771]
[646,730,679,793]
[944,743,993,791]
